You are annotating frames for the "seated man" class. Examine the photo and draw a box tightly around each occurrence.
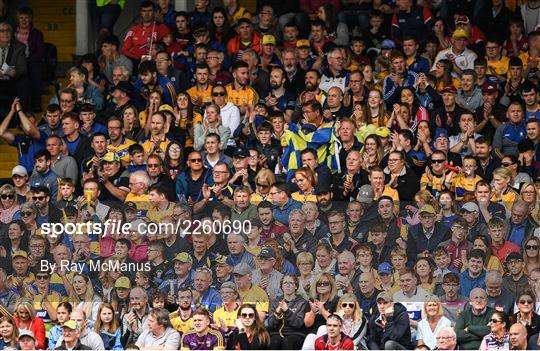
[455,288,494,350]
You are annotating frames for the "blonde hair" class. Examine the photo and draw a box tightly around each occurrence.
[421,295,444,319]
[15,299,36,321]
[309,272,337,301]
[336,293,363,322]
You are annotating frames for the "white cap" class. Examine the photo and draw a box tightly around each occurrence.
[12,165,28,177]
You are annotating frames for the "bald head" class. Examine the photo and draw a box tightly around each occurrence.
[509,323,527,348]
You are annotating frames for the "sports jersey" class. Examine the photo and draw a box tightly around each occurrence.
[180,329,225,350]
[239,285,269,313]
[107,137,136,164]
[124,193,151,217]
[212,304,240,330]
[453,174,482,200]
[314,333,355,350]
[186,85,213,106]
[134,75,177,109]
[122,22,171,60]
[141,135,173,157]
[226,84,259,109]
[292,191,317,203]
[170,310,194,334]
[486,55,510,77]
[147,202,175,223]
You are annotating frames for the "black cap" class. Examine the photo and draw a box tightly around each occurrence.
[258,247,276,259]
[115,81,134,97]
[124,202,137,211]
[233,147,249,158]
[316,182,332,194]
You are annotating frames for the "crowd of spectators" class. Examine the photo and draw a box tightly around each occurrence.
[0,0,539,349]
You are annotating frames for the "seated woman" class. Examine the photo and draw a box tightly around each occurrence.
[226,304,270,350]
[416,295,452,349]
[292,166,318,203]
[50,66,104,110]
[266,274,310,349]
[334,293,368,349]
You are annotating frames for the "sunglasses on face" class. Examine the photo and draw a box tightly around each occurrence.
[212,92,226,97]
[431,159,446,164]
[341,303,355,308]
[32,196,46,201]
[490,319,502,324]
[526,245,539,250]
[36,275,49,280]
[189,158,203,163]
[241,312,254,318]
[1,194,14,199]
[317,281,331,287]
[21,211,33,217]
[519,299,533,305]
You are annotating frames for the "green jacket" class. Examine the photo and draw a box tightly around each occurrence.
[96,0,125,8]
[455,305,494,350]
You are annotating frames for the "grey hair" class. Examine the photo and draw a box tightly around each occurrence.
[485,270,503,285]
[437,326,456,339]
[289,209,306,221]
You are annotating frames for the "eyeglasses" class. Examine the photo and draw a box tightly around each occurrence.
[32,196,46,201]
[0,194,14,199]
[241,312,254,318]
[436,336,455,340]
[519,299,533,305]
[388,158,401,163]
[21,211,33,217]
[490,319,502,324]
[213,170,229,175]
[189,158,203,163]
[341,303,355,308]
[317,281,331,287]
[147,164,160,168]
[526,245,539,250]
[212,92,226,97]
[431,159,446,164]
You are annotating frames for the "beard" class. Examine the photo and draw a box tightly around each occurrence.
[305,82,316,92]
[270,81,280,89]
[284,65,296,74]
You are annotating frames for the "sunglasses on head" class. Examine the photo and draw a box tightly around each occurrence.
[1,194,14,199]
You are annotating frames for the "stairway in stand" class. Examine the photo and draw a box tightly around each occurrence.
[0,1,75,179]
[29,0,76,62]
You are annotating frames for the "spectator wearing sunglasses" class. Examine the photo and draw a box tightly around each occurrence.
[209,84,240,152]
[226,303,270,350]
[0,183,19,224]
